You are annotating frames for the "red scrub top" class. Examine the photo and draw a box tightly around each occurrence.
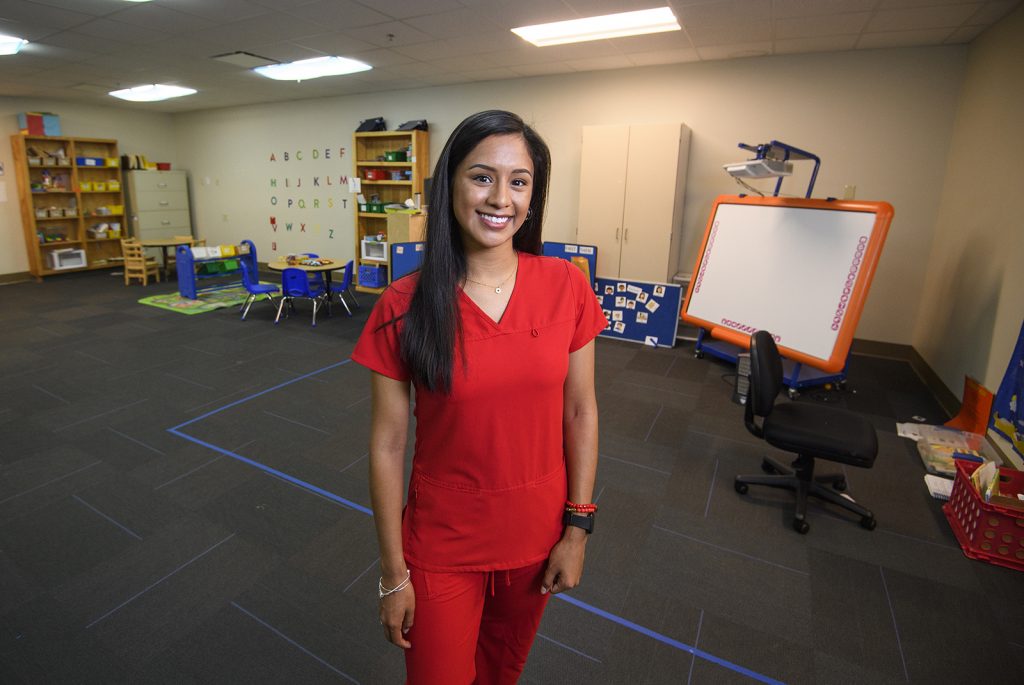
[352,252,607,572]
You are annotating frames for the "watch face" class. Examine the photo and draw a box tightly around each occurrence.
[564,511,594,533]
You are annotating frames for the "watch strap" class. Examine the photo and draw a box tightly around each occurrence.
[563,510,594,534]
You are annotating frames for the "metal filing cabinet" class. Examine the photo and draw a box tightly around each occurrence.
[125,169,193,242]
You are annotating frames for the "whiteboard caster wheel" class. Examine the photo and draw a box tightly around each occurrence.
[734,480,748,495]
[793,518,809,534]
[787,388,799,399]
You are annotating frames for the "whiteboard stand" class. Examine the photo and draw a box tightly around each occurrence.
[682,195,894,397]
[694,333,847,398]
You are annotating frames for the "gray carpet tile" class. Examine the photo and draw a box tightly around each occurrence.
[2,270,1023,684]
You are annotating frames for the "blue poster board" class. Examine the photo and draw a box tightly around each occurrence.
[595,277,682,348]
[542,241,597,286]
[391,241,425,281]
[991,319,1024,461]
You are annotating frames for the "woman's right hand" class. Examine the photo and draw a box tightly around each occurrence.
[379,576,415,649]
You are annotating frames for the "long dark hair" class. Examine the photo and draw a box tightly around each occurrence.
[399,110,551,393]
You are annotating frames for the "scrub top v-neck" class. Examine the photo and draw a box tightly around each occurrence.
[352,252,607,572]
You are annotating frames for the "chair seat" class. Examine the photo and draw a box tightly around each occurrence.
[249,282,279,295]
[763,402,877,467]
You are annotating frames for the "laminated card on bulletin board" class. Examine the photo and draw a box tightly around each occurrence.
[681,195,894,372]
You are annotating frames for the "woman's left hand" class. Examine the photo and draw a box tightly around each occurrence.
[541,527,588,594]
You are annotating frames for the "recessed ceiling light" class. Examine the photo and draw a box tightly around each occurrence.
[109,84,197,102]
[253,56,372,81]
[0,34,29,55]
[512,7,680,47]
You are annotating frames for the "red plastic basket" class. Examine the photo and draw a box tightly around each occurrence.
[942,460,1024,571]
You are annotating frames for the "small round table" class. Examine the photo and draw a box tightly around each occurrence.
[266,256,343,316]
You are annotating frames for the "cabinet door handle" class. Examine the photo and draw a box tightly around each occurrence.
[615,227,620,241]
[161,220,171,225]
[159,201,169,206]
[624,228,629,242]
[157,183,167,188]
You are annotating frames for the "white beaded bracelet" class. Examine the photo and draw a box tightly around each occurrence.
[378,570,411,599]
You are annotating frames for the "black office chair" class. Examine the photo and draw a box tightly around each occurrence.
[734,331,878,534]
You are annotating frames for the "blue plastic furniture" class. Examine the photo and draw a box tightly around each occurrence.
[239,260,280,320]
[329,260,359,316]
[275,267,328,326]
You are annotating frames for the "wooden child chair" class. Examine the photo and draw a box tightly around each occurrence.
[121,238,160,286]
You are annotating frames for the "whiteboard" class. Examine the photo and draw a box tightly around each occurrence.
[682,196,893,372]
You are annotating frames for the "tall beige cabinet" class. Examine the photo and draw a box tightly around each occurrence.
[576,123,690,282]
[125,170,193,243]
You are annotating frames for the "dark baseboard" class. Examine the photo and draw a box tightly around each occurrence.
[851,338,959,417]
[0,272,33,285]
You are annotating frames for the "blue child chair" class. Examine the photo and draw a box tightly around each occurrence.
[329,260,359,316]
[239,260,280,320]
[275,267,328,326]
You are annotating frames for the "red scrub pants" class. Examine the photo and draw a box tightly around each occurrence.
[404,560,550,685]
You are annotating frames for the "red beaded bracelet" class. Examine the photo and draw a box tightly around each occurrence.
[565,500,598,514]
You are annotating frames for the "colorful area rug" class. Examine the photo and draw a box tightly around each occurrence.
[138,284,269,315]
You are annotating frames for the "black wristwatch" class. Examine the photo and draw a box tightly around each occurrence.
[563,510,595,534]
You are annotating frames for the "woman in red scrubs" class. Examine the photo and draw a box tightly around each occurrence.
[352,110,606,684]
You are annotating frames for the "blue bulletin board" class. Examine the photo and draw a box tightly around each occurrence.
[595,277,683,348]
[391,242,425,281]
[542,241,597,286]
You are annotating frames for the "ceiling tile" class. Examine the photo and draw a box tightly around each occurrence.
[677,0,773,28]
[29,0,123,16]
[687,23,769,47]
[609,30,694,52]
[627,48,700,66]
[695,41,773,60]
[285,0,392,28]
[774,34,859,54]
[773,0,878,18]
[0,0,96,28]
[291,32,378,55]
[151,0,274,23]
[775,12,872,39]
[944,23,989,41]
[508,61,579,77]
[108,4,219,33]
[867,5,983,32]
[342,21,435,48]
[856,27,957,48]
[565,54,636,72]
[403,7,504,40]
[965,0,1020,24]
[66,17,170,44]
[352,0,465,19]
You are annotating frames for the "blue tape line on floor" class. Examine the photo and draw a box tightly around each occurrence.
[168,358,785,684]
[554,594,784,684]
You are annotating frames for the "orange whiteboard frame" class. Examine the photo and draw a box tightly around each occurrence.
[681,195,893,373]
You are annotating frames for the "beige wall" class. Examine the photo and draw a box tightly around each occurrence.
[0,98,178,276]
[175,45,966,346]
[914,4,1024,393]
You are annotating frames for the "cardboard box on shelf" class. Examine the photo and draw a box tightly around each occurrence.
[386,211,426,243]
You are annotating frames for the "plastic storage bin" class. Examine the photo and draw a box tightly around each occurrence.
[943,459,1024,572]
[359,264,387,288]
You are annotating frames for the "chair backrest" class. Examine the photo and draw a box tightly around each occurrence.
[121,239,144,260]
[281,267,314,297]
[748,330,784,418]
[239,259,257,290]
[338,260,354,291]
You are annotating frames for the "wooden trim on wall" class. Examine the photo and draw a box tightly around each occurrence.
[0,272,33,285]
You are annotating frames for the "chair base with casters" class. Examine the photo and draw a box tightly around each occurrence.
[735,454,876,534]
[734,330,878,534]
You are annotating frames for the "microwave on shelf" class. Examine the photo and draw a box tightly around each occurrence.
[47,248,87,271]
[361,239,387,261]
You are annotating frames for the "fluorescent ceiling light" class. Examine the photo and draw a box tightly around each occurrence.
[109,84,197,102]
[512,7,680,47]
[253,56,372,81]
[0,34,29,55]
